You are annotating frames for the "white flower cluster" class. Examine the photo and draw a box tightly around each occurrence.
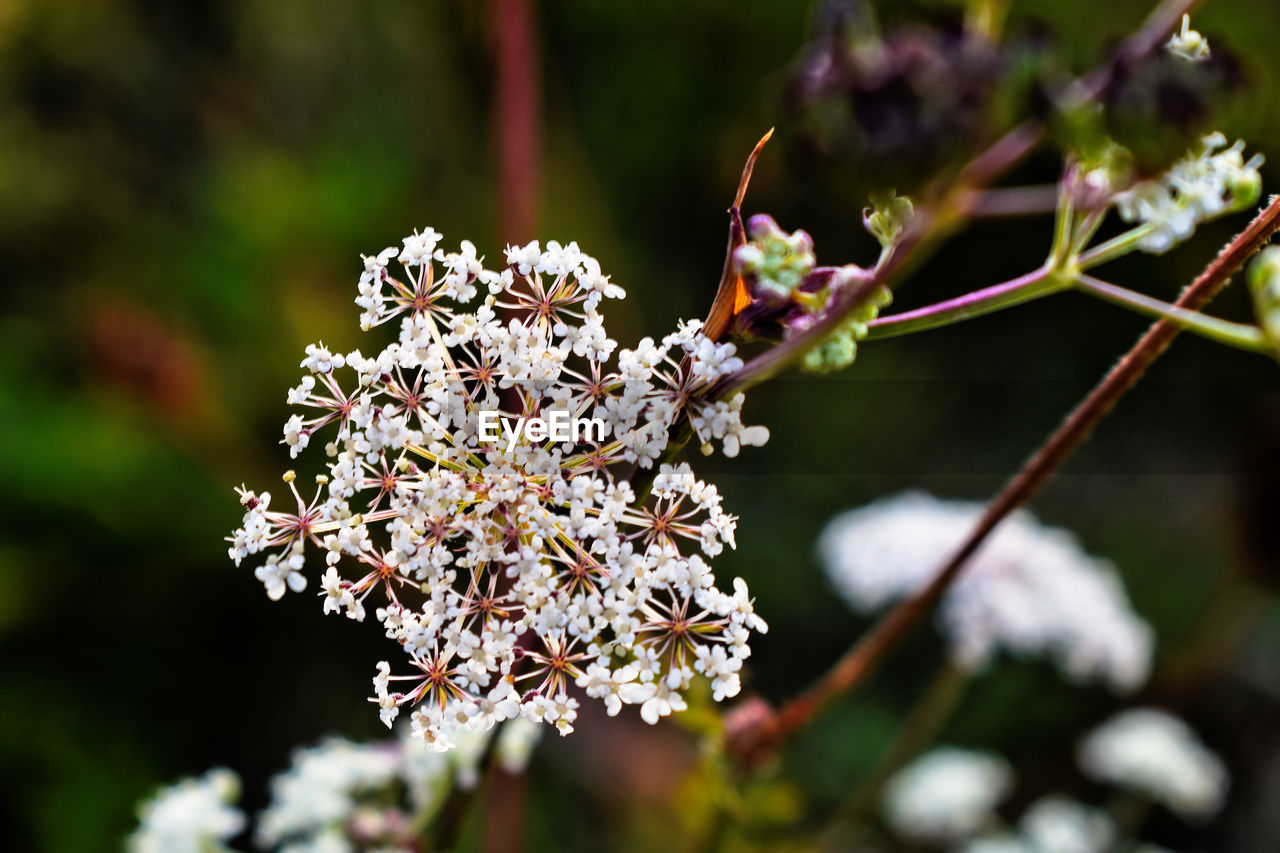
[963,798,1115,853]
[1078,707,1228,820]
[130,722,541,853]
[1114,133,1263,254]
[229,230,769,751]
[882,748,1013,843]
[817,492,1153,691]
[888,709,1226,852]
[128,768,245,853]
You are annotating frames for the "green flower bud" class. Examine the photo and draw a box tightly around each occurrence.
[800,286,893,374]
[863,190,915,249]
[734,215,816,300]
[1248,246,1280,352]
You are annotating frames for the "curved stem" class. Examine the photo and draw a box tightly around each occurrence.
[865,266,1059,340]
[726,196,1280,768]
[1076,274,1269,352]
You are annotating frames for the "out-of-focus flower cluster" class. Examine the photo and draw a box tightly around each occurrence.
[128,769,244,853]
[1078,707,1228,821]
[883,748,1013,844]
[130,721,541,853]
[228,230,769,751]
[884,708,1225,851]
[817,492,1153,691]
[1114,132,1262,254]
[730,214,892,373]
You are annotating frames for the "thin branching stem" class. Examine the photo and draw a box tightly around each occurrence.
[1076,274,1269,352]
[864,266,1060,340]
[727,196,1280,767]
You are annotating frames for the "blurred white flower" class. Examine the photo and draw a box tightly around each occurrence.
[496,717,543,774]
[256,738,402,848]
[961,835,1032,853]
[1078,708,1228,820]
[1114,133,1263,254]
[883,747,1013,843]
[817,492,1153,691]
[1166,15,1210,62]
[1019,796,1115,853]
[128,768,245,853]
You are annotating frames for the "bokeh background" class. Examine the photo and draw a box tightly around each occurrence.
[5,0,1280,850]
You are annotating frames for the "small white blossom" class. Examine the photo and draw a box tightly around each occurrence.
[1078,708,1228,820]
[1166,15,1209,62]
[495,717,543,773]
[818,492,1153,691]
[1019,797,1115,853]
[1115,133,1263,254]
[128,769,245,853]
[883,747,1013,843]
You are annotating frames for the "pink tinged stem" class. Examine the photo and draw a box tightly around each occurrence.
[865,266,1057,340]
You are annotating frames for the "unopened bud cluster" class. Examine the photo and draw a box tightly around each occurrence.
[731,214,893,374]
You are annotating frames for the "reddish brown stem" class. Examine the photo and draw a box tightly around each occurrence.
[729,195,1280,767]
[492,0,541,246]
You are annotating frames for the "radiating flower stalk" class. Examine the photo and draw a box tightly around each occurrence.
[230,234,772,750]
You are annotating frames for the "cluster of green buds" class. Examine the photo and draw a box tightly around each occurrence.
[732,216,816,303]
[800,285,893,373]
[732,214,892,374]
[1248,246,1280,361]
[863,190,915,251]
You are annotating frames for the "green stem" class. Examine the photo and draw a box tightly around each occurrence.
[865,266,1064,341]
[838,661,969,827]
[1075,274,1269,353]
[1077,224,1155,269]
[1048,186,1076,268]
[1071,207,1108,257]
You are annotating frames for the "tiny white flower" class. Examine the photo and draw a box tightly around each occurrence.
[1078,708,1228,820]
[883,747,1013,843]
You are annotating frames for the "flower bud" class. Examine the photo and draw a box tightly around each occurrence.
[863,190,914,249]
[733,215,816,301]
[1248,246,1280,353]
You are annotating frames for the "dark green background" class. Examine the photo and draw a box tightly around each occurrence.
[4,1,1280,850]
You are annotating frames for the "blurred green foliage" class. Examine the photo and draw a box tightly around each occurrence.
[5,0,1280,850]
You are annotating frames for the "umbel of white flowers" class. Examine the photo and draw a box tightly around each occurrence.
[884,709,1227,852]
[1114,132,1264,255]
[818,492,1153,691]
[228,230,769,751]
[1078,707,1228,820]
[128,719,542,853]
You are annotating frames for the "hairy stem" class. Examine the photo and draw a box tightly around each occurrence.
[728,196,1280,767]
